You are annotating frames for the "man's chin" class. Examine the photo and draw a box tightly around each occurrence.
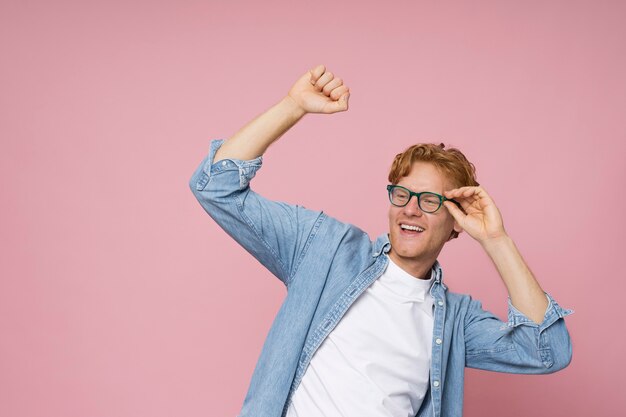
[390,246,423,260]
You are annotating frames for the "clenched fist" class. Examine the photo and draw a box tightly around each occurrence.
[287,64,350,114]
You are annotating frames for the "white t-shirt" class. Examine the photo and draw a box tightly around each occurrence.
[286,254,435,417]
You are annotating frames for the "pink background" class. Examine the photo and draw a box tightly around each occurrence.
[1,1,624,416]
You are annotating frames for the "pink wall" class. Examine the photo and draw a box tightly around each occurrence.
[1,0,624,416]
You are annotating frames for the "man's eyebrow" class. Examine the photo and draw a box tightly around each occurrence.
[399,186,445,195]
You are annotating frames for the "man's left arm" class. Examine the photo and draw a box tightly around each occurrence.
[444,186,560,323]
[443,186,574,372]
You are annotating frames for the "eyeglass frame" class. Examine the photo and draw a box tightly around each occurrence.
[387,184,462,213]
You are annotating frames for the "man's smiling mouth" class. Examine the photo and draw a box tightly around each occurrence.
[400,224,425,233]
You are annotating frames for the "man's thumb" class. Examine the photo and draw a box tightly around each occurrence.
[338,93,350,110]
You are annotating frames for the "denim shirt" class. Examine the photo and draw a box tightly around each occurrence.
[189,139,574,417]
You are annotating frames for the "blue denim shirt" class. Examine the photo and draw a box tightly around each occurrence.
[189,139,574,417]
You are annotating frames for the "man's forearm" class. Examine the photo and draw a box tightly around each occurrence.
[481,235,549,324]
[213,96,306,163]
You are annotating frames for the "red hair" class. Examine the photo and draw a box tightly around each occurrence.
[388,143,479,188]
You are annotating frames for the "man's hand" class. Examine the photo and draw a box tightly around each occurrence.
[444,186,550,324]
[287,64,350,114]
[443,186,507,245]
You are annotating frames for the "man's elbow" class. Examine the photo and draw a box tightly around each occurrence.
[544,324,573,373]
[550,340,573,372]
[189,171,203,196]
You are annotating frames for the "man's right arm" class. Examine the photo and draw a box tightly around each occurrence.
[189,65,350,286]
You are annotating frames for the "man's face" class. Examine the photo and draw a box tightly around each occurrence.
[387,161,463,275]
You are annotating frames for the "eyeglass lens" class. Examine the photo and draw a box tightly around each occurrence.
[390,187,442,212]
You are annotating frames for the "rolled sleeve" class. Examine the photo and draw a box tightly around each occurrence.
[464,293,574,374]
[507,292,574,332]
[193,138,263,192]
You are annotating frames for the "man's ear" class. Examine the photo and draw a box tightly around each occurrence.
[447,222,463,241]
[453,220,463,235]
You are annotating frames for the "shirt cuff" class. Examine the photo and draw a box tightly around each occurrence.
[506,292,574,332]
[195,138,264,191]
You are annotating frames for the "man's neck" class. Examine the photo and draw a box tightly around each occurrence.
[388,252,435,280]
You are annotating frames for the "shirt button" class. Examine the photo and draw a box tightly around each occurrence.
[222,161,227,166]
[438,300,444,306]
[433,380,440,387]
[436,338,442,345]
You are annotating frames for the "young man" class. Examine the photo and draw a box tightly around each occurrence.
[189,65,573,417]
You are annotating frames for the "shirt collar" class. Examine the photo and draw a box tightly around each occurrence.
[372,232,446,287]
[372,232,392,257]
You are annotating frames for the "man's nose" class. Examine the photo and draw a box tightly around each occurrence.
[403,196,424,216]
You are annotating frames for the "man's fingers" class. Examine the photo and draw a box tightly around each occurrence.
[306,64,350,113]
[314,71,334,90]
[446,186,478,196]
[446,187,497,215]
[309,64,326,85]
[443,201,465,223]
[328,92,350,112]
[323,77,343,96]
[330,85,349,100]
[445,186,489,201]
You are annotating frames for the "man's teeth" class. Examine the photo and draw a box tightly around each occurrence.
[400,224,424,232]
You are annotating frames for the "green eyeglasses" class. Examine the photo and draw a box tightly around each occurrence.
[387,184,461,213]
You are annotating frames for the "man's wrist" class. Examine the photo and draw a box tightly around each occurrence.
[281,95,307,120]
[480,233,513,257]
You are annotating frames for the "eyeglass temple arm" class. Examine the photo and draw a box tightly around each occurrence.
[444,197,462,208]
